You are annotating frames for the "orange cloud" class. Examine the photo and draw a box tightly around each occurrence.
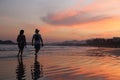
[42,0,120,26]
[40,16,120,42]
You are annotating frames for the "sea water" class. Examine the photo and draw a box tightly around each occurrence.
[0,45,120,80]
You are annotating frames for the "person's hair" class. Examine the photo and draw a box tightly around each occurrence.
[35,29,39,33]
[20,30,24,35]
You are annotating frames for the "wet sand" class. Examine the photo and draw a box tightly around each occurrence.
[0,47,120,80]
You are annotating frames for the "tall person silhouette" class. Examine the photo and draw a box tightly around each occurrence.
[32,29,43,55]
[17,30,26,57]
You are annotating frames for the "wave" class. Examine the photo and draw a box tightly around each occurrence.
[0,55,27,59]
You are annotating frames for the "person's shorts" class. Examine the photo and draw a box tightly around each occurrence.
[34,44,40,50]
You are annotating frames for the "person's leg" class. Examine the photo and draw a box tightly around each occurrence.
[35,49,37,54]
[35,44,40,55]
[17,49,20,56]
[36,49,39,54]
[35,49,40,55]
[20,49,23,57]
[35,49,39,55]
[35,44,38,55]
[20,45,24,57]
[17,44,21,56]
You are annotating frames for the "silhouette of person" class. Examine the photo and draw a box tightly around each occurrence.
[31,54,43,80]
[17,30,26,57]
[32,29,43,55]
[16,56,26,80]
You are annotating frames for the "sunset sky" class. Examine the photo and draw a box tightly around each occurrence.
[0,0,120,43]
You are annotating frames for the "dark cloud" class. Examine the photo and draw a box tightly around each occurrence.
[41,12,112,26]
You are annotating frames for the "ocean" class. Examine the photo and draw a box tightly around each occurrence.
[0,45,95,59]
[0,45,120,80]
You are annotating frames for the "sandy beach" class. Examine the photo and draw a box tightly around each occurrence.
[0,45,120,80]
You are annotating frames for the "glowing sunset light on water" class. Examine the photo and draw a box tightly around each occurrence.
[39,54,120,80]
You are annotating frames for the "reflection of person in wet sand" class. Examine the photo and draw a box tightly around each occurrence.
[17,30,26,57]
[16,56,26,80]
[31,54,43,80]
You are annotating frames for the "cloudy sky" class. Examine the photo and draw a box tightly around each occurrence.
[0,0,120,43]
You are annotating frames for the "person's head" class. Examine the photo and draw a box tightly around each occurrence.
[20,30,24,35]
[35,29,39,34]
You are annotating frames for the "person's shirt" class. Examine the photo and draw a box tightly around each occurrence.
[17,34,26,45]
[32,34,42,44]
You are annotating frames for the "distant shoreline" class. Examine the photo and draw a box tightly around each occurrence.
[0,40,16,45]
[1,37,120,48]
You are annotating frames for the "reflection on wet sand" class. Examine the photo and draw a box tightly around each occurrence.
[31,54,43,80]
[14,47,120,80]
[16,56,26,80]
[40,54,120,80]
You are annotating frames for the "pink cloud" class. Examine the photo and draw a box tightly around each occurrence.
[42,10,111,26]
[42,0,120,26]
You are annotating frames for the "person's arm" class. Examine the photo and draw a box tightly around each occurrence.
[24,35,27,46]
[17,35,19,43]
[32,35,34,46]
[40,35,44,46]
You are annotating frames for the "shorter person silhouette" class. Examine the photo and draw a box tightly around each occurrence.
[32,29,43,55]
[17,30,26,56]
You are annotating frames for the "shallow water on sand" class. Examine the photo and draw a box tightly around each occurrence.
[0,45,120,80]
